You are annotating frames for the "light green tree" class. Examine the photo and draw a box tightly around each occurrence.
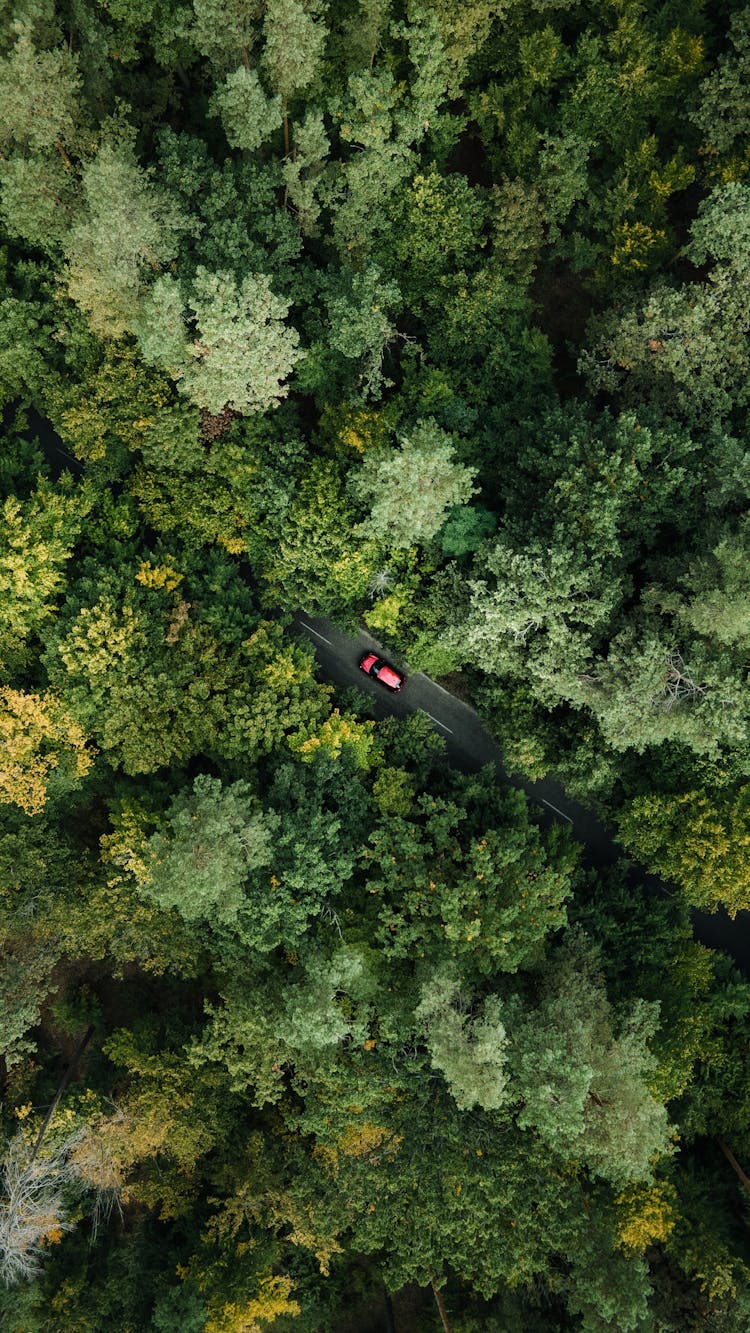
[139,776,276,926]
[350,418,477,548]
[415,969,510,1111]
[191,0,261,71]
[0,34,81,156]
[132,275,190,373]
[329,68,413,255]
[184,268,303,414]
[507,933,672,1187]
[450,538,619,698]
[692,8,750,155]
[650,518,750,649]
[338,0,391,73]
[262,0,328,154]
[280,108,329,234]
[0,154,77,252]
[571,630,749,757]
[325,263,401,397]
[208,66,282,152]
[64,134,187,339]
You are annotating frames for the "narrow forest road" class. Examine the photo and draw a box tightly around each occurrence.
[291,612,750,973]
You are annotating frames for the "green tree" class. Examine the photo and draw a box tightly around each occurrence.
[618,788,750,917]
[505,933,672,1187]
[191,0,260,71]
[360,777,575,977]
[449,537,619,698]
[661,518,750,649]
[0,154,78,252]
[570,630,749,758]
[139,776,276,926]
[264,457,378,614]
[136,268,303,415]
[322,263,401,398]
[47,344,201,472]
[64,133,187,339]
[280,108,329,235]
[0,479,90,675]
[44,566,328,774]
[208,66,282,152]
[0,34,81,157]
[262,0,328,154]
[580,183,750,426]
[692,8,750,156]
[350,418,477,548]
[415,969,510,1111]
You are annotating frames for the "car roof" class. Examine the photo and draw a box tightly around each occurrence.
[378,665,402,687]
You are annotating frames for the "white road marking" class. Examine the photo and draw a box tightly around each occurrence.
[420,709,454,734]
[296,620,333,645]
[419,674,480,715]
[539,798,574,825]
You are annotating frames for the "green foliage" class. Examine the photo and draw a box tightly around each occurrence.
[324,263,401,397]
[44,563,328,774]
[64,133,188,339]
[264,457,378,614]
[3,2,750,1327]
[0,34,81,154]
[137,267,303,415]
[692,9,750,156]
[208,66,283,153]
[360,775,575,977]
[507,933,672,1188]
[0,478,90,674]
[262,0,327,104]
[438,503,496,558]
[416,969,510,1111]
[350,417,478,549]
[0,155,78,253]
[190,0,259,71]
[47,344,200,471]
[619,788,750,917]
[140,776,275,925]
[581,182,750,425]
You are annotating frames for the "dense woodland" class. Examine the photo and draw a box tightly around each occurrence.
[2,0,750,1328]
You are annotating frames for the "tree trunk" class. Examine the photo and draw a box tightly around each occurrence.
[382,1285,396,1333]
[282,93,289,156]
[31,1025,94,1163]
[54,139,74,171]
[430,1278,452,1333]
[717,1137,750,1198]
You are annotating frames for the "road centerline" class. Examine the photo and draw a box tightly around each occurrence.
[420,709,454,734]
[539,797,574,825]
[296,620,334,645]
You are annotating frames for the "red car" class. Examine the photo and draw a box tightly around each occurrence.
[358,651,406,693]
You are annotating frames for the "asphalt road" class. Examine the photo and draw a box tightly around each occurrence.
[291,611,750,974]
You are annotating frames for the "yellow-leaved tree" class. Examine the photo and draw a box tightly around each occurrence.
[0,483,90,674]
[0,688,93,815]
[203,1277,300,1333]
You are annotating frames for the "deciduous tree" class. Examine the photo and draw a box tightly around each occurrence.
[350,418,477,549]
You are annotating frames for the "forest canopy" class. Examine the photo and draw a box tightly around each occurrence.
[2,1,750,1330]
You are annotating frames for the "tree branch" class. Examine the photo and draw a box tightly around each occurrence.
[716,1137,750,1198]
[30,1025,95,1164]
